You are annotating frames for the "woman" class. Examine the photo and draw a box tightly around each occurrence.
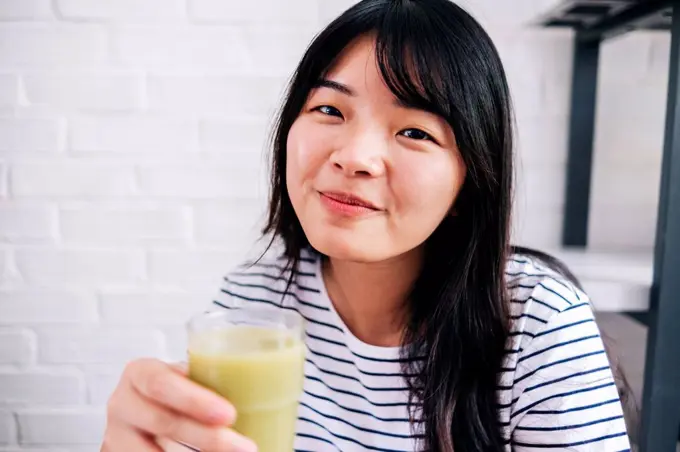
[102,0,630,450]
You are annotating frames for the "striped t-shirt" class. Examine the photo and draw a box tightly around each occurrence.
[211,248,630,451]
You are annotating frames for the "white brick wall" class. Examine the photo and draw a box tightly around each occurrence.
[0,24,108,67]
[0,0,51,21]
[0,410,17,446]
[16,408,105,445]
[55,0,185,22]
[22,73,144,112]
[0,74,19,108]
[0,203,56,242]
[0,371,85,405]
[69,117,197,154]
[0,330,35,366]
[0,0,667,448]
[0,118,65,153]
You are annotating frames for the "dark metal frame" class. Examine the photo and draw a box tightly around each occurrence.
[639,4,680,449]
[563,37,600,246]
[538,1,680,450]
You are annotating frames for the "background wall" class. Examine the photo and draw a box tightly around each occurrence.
[0,0,668,450]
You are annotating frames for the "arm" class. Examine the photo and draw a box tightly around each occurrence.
[509,297,631,451]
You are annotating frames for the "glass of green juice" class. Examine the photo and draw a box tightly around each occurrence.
[187,307,305,452]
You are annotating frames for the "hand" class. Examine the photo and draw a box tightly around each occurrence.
[101,358,257,452]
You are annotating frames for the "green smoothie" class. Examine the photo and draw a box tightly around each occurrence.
[188,326,305,452]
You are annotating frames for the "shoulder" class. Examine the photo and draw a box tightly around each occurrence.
[212,246,322,311]
[505,253,592,336]
[502,253,604,380]
[501,255,629,449]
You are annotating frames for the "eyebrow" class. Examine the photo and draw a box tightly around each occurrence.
[314,77,429,112]
[314,78,355,96]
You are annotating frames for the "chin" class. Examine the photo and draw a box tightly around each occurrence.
[306,231,390,263]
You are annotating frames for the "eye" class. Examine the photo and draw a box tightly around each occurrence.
[400,128,435,142]
[313,105,344,118]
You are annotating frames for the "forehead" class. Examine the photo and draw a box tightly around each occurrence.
[324,35,391,95]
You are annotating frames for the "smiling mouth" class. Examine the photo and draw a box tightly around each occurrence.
[321,191,378,209]
[318,191,381,216]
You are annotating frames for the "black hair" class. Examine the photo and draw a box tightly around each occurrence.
[260,0,631,450]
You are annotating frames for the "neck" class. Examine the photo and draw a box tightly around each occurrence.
[322,247,423,348]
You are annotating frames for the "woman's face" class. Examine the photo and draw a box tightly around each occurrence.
[286,35,466,263]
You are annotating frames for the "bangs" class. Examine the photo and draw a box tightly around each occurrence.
[373,2,459,119]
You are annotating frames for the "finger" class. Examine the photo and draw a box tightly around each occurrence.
[102,424,162,452]
[169,362,188,374]
[154,437,198,452]
[127,359,235,426]
[121,383,256,452]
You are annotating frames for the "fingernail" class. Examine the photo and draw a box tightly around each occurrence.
[209,404,236,424]
[231,434,257,452]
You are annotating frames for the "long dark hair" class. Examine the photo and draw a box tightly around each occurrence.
[262,0,513,450]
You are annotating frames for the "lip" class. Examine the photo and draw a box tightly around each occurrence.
[318,191,380,216]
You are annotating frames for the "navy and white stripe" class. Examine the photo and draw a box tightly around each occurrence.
[210,249,629,451]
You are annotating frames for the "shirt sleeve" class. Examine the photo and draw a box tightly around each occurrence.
[509,291,631,451]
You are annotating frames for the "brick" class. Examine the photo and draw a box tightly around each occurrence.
[515,115,568,165]
[10,162,136,198]
[148,75,287,116]
[148,249,237,286]
[0,249,6,280]
[0,24,107,67]
[456,0,554,27]
[0,203,56,241]
[245,27,326,74]
[0,118,64,153]
[0,411,16,445]
[0,290,97,324]
[504,72,543,120]
[112,26,248,69]
[58,447,100,452]
[512,205,562,249]
[37,328,165,364]
[318,0,358,24]
[589,205,657,252]
[514,164,565,209]
[596,80,667,123]
[22,73,143,112]
[100,290,209,326]
[192,201,265,244]
[594,115,664,167]
[0,0,52,20]
[56,0,184,21]
[17,408,105,445]
[85,366,124,405]
[0,163,7,198]
[0,329,36,365]
[13,249,145,286]
[648,33,671,80]
[163,326,188,363]
[189,0,318,24]
[599,32,654,84]
[0,371,85,405]
[60,206,189,245]
[70,116,197,154]
[591,165,661,206]
[138,164,267,199]
[0,448,69,452]
[199,118,268,155]
[0,74,18,108]
[495,29,573,85]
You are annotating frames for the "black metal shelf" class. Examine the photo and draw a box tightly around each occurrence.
[536,0,672,41]
[533,0,680,450]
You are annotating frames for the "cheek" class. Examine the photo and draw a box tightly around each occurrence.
[286,118,329,185]
[394,152,465,223]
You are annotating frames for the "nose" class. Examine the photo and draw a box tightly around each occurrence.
[329,129,387,178]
